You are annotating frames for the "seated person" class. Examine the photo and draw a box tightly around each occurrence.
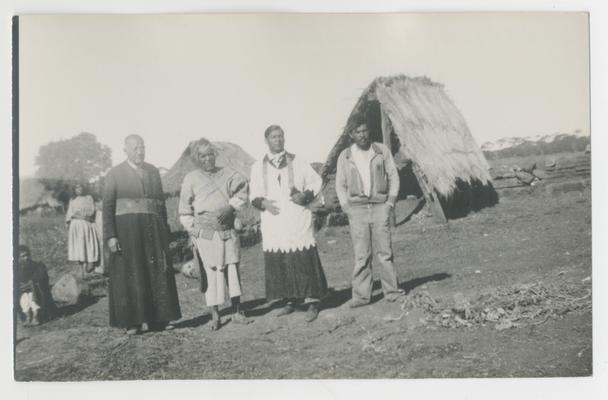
[16,245,57,326]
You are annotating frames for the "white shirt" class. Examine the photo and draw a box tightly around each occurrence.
[250,155,323,252]
[350,144,373,196]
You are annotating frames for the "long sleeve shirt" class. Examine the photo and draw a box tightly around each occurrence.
[178,166,248,238]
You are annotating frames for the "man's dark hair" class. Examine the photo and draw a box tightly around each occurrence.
[264,125,284,138]
[350,115,368,132]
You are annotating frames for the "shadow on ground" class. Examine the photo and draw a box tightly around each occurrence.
[174,272,452,330]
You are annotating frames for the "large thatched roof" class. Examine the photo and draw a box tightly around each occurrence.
[322,75,492,199]
[162,141,255,196]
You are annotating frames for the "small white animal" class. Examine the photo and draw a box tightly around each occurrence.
[180,260,200,279]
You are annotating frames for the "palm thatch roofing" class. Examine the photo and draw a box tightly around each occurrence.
[322,75,492,200]
[19,178,59,212]
[162,141,255,196]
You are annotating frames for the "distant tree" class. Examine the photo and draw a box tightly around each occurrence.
[34,132,112,182]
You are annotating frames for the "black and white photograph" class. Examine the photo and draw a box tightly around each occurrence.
[4,2,606,398]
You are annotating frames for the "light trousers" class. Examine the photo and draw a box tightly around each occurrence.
[203,263,242,307]
[20,292,40,314]
[347,203,400,303]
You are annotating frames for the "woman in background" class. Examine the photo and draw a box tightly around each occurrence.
[66,183,100,278]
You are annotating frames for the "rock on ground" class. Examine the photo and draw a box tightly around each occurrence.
[51,273,88,305]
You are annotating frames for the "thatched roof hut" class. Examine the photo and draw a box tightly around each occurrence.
[322,75,496,222]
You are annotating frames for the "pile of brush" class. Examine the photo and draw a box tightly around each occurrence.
[397,281,591,330]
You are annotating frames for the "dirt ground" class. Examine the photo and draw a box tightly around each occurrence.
[14,179,592,380]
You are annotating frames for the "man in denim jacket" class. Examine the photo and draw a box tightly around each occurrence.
[335,119,404,307]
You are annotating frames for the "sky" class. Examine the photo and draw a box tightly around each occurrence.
[18,12,589,177]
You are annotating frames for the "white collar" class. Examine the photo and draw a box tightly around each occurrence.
[127,160,142,170]
[267,150,286,161]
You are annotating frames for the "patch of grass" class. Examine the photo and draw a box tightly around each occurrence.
[19,214,72,282]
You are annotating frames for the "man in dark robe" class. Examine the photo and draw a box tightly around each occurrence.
[103,134,181,335]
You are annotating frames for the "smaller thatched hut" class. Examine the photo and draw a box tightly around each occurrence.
[322,75,497,222]
[19,178,63,215]
[162,141,257,233]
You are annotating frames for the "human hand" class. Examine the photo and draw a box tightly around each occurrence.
[217,205,235,225]
[261,199,280,215]
[108,237,121,253]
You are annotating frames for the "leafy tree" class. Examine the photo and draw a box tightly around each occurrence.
[34,132,112,182]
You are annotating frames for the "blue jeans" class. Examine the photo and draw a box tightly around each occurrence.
[346,203,401,303]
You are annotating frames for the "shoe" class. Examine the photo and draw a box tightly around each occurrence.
[276,303,295,317]
[305,304,319,322]
[126,326,140,335]
[385,291,405,303]
[349,299,369,309]
[231,312,252,325]
[210,318,221,331]
[149,322,175,332]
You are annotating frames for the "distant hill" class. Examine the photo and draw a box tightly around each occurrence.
[481,131,590,160]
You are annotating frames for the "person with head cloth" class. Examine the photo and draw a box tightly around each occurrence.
[250,125,328,322]
[179,138,251,331]
[103,134,181,335]
[65,182,100,278]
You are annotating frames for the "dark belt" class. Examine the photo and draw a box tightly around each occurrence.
[115,198,162,216]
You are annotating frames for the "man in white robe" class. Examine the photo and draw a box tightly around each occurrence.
[250,125,328,322]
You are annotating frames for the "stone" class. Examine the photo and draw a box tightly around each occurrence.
[544,158,557,169]
[522,161,537,173]
[51,273,88,305]
[515,171,535,185]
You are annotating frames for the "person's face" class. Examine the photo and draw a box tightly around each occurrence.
[196,146,217,172]
[125,137,146,166]
[19,250,30,266]
[265,129,285,154]
[75,185,83,196]
[350,124,371,149]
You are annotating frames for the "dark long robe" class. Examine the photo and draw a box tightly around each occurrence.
[103,161,181,328]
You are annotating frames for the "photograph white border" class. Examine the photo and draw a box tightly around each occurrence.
[1,1,605,399]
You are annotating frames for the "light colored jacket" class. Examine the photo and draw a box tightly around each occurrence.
[335,142,400,209]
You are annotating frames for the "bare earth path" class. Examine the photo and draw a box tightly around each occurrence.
[15,187,591,380]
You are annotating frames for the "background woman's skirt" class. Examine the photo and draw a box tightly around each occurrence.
[68,219,99,263]
[264,245,328,301]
